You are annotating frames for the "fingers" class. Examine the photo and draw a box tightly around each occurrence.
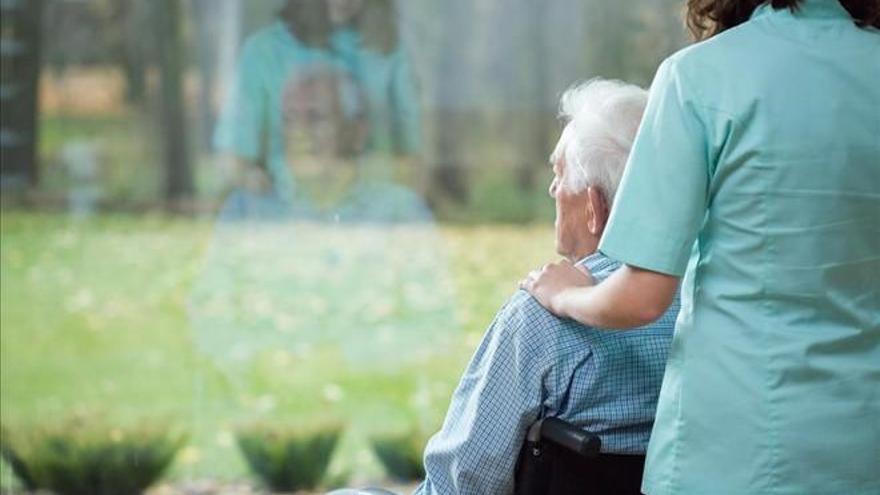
[521,259,576,285]
[519,269,539,290]
[520,261,563,289]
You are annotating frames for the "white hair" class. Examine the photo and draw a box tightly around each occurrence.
[550,78,648,202]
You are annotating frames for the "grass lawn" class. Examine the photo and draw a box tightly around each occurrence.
[0,210,555,489]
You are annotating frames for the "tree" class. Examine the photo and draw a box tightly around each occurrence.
[116,0,149,105]
[517,0,552,194]
[0,0,45,189]
[152,0,194,204]
[427,0,471,205]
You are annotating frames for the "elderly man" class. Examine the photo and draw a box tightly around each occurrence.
[413,79,679,494]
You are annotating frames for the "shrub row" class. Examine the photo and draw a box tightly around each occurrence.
[1,421,430,494]
[234,423,429,492]
[0,422,184,495]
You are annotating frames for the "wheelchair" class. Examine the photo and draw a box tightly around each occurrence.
[513,417,646,495]
[332,417,645,495]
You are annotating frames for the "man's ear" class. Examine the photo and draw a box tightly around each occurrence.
[586,186,609,235]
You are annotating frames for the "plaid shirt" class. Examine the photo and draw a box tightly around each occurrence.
[414,253,679,495]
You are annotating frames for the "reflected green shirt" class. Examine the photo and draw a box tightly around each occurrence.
[213,21,340,196]
[333,29,422,154]
[599,1,880,493]
[214,23,422,197]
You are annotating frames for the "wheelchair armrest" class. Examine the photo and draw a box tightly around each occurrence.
[526,417,601,459]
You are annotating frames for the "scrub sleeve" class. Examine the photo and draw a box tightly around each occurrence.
[598,58,710,276]
[214,38,267,162]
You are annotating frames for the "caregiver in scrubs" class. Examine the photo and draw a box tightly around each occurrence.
[522,0,880,493]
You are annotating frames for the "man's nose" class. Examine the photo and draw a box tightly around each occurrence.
[549,178,558,198]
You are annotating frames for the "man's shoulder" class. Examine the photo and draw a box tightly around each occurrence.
[216,190,290,223]
[497,255,617,334]
[498,285,677,357]
[349,180,434,223]
[502,290,570,328]
[497,290,603,357]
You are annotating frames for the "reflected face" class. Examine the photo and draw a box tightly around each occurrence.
[282,72,368,187]
[284,77,347,160]
[328,0,365,25]
[549,145,595,261]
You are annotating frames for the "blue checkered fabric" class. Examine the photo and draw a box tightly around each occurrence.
[414,252,679,495]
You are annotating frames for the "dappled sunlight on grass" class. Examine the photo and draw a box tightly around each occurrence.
[1,211,555,484]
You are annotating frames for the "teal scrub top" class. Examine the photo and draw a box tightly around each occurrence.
[214,21,341,196]
[333,29,423,154]
[598,1,880,494]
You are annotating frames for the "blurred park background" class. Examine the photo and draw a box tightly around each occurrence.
[1,0,687,492]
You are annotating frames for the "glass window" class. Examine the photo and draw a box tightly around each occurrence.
[1,0,686,491]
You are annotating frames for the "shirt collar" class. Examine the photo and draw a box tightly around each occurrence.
[751,0,852,21]
[577,251,621,275]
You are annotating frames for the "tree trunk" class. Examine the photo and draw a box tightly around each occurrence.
[153,0,194,204]
[117,0,148,105]
[517,0,550,193]
[429,1,471,205]
[0,0,45,189]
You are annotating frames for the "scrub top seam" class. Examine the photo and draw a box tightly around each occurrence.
[666,288,690,495]
[757,159,783,494]
[661,55,713,495]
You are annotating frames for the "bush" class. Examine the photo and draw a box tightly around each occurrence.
[235,423,342,492]
[0,421,185,495]
[370,431,427,482]
[1,427,38,491]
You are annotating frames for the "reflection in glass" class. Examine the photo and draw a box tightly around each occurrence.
[1,0,688,490]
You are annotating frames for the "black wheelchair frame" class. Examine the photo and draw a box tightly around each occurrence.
[345,417,645,495]
[514,417,646,495]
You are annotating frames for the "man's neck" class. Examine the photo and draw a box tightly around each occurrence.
[568,249,598,264]
[575,251,619,274]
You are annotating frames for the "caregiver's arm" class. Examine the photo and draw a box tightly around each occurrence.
[522,260,679,329]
